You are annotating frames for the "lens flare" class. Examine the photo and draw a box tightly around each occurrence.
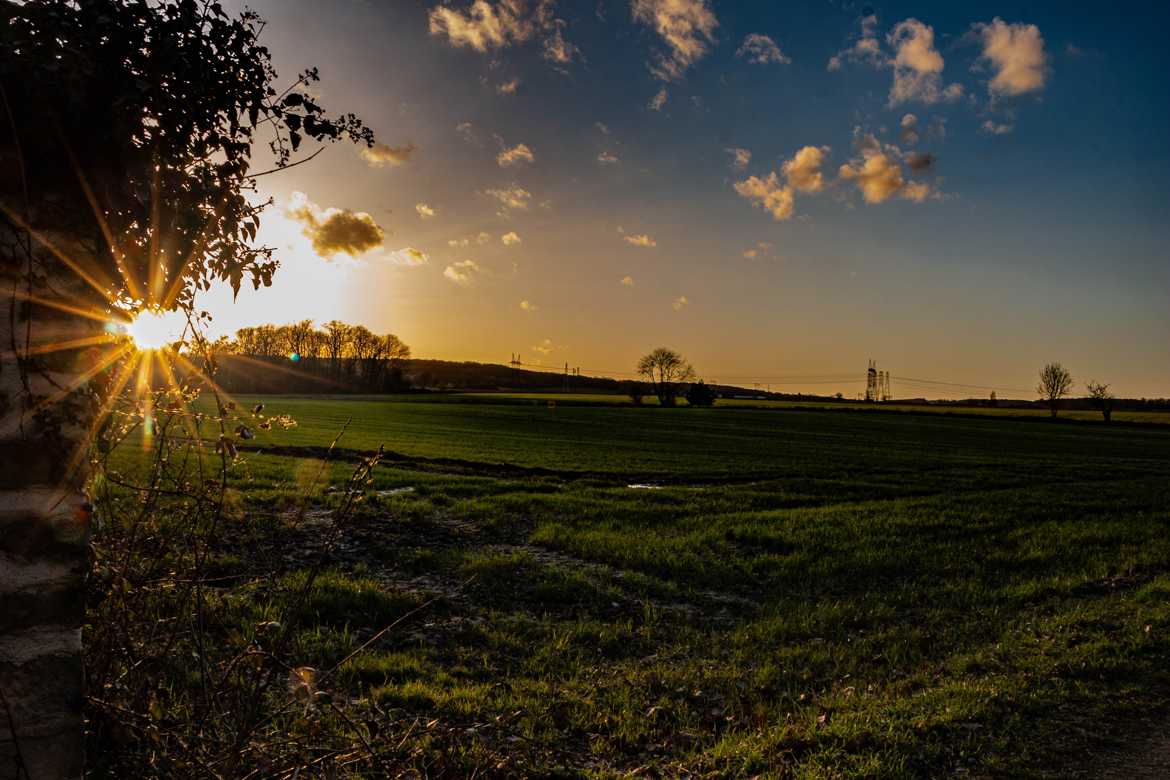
[126,308,186,351]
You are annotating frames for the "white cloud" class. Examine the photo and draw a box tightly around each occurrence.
[447,232,492,247]
[415,202,437,219]
[595,121,611,135]
[428,0,534,52]
[972,18,1047,97]
[623,233,657,247]
[838,144,934,205]
[532,337,557,355]
[648,87,668,111]
[485,185,532,211]
[742,240,773,259]
[828,14,884,71]
[497,142,535,167]
[455,121,477,143]
[725,147,751,170]
[361,142,416,167]
[620,275,635,286]
[781,145,829,193]
[496,77,521,95]
[519,299,537,312]
[672,295,689,311]
[597,150,620,163]
[387,247,430,266]
[501,231,522,245]
[428,1,581,66]
[443,259,481,285]
[736,33,790,65]
[734,173,794,221]
[980,119,1014,135]
[543,26,580,64]
[733,145,827,221]
[828,16,961,106]
[631,0,719,81]
[899,113,920,145]
[900,180,932,203]
[539,2,581,64]
[286,191,385,258]
[887,19,962,105]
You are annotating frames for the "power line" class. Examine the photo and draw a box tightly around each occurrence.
[891,376,1031,393]
[501,356,1031,395]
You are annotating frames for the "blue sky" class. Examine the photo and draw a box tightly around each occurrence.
[207,0,1170,397]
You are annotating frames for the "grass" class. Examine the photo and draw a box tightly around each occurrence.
[439,390,1170,425]
[93,393,1170,776]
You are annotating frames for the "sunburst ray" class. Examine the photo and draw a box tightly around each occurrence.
[0,203,116,300]
[227,352,351,390]
[153,348,205,448]
[171,351,247,420]
[1,342,134,438]
[58,350,141,484]
[10,290,130,327]
[59,137,144,302]
[2,334,117,360]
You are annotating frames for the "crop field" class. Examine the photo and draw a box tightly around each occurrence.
[95,395,1170,777]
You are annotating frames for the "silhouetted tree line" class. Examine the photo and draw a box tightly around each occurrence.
[214,320,411,393]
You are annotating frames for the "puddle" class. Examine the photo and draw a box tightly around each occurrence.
[627,483,663,490]
[376,487,416,497]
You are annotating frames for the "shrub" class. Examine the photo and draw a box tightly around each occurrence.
[686,380,718,407]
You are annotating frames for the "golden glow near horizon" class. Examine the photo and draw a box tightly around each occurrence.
[27,2,1157,400]
[125,308,186,351]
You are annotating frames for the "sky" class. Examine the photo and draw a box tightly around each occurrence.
[200,0,1170,398]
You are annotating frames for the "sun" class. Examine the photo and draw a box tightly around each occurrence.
[126,308,186,351]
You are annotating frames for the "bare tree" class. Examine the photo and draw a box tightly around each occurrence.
[285,319,316,359]
[303,329,327,359]
[637,347,695,407]
[1037,362,1073,417]
[323,320,351,374]
[382,333,411,363]
[1086,380,1114,423]
[250,324,282,357]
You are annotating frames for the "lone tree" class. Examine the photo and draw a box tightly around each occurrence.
[1036,362,1073,417]
[1,2,371,775]
[1086,380,1114,423]
[637,347,695,407]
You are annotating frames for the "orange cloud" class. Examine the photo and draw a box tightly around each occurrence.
[361,142,416,167]
[287,192,384,258]
[623,234,657,248]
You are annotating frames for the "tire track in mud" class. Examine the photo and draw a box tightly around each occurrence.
[282,503,760,627]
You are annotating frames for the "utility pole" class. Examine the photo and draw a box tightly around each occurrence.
[866,359,878,403]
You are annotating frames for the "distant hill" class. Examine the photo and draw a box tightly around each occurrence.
[207,355,809,399]
[204,354,1168,411]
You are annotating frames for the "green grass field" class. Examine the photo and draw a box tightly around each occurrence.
[95,394,1170,777]
[439,391,1170,425]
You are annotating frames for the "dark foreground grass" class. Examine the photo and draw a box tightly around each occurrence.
[91,398,1170,777]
